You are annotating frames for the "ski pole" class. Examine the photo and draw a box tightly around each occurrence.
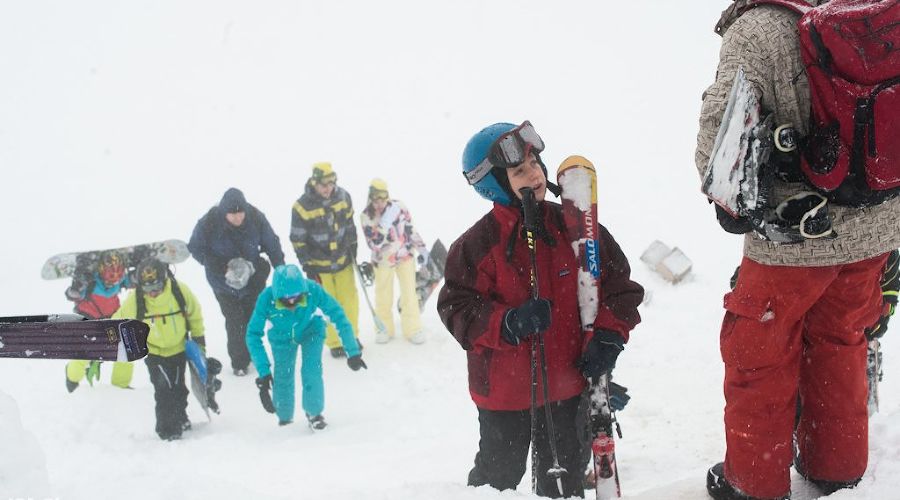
[352,260,389,337]
[520,187,567,496]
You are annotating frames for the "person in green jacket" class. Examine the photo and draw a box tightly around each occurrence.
[113,258,206,441]
[247,264,367,429]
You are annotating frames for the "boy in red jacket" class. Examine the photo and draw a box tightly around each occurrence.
[437,121,643,498]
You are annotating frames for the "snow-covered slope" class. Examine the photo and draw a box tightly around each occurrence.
[1,1,898,498]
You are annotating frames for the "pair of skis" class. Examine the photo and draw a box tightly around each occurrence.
[0,314,150,361]
[520,157,622,498]
[558,156,623,499]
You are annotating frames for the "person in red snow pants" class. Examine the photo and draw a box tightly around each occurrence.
[721,254,887,498]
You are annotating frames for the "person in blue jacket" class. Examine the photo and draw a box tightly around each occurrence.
[188,187,286,376]
[246,264,367,429]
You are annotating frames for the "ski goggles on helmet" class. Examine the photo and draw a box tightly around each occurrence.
[465,121,545,186]
[279,293,307,307]
[141,278,165,294]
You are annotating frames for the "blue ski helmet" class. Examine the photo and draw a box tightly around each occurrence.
[462,122,518,205]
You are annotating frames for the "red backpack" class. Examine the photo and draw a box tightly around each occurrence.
[719,0,900,206]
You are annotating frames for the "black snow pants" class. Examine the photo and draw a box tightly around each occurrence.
[468,395,584,498]
[214,259,270,371]
[145,352,189,439]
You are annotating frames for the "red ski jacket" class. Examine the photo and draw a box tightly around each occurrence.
[437,201,643,411]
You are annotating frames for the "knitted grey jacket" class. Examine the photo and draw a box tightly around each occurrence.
[695,2,900,267]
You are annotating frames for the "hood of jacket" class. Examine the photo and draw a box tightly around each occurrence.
[272,264,310,298]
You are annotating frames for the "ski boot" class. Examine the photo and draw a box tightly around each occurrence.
[307,414,327,430]
[706,462,788,500]
[794,449,860,495]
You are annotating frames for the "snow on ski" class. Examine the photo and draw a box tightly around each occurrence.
[558,155,622,499]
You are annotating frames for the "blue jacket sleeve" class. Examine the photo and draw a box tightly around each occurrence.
[246,288,273,377]
[188,215,211,267]
[311,284,359,357]
[258,211,285,267]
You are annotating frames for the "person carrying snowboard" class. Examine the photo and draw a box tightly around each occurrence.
[246,264,367,429]
[112,258,206,441]
[697,2,900,498]
[188,187,285,376]
[64,249,134,392]
[437,121,643,498]
[360,178,429,345]
[289,162,361,358]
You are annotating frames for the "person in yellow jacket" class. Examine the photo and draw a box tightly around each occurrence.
[290,162,361,358]
[113,258,206,441]
[360,179,428,344]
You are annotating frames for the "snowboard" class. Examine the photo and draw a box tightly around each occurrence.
[558,155,622,499]
[414,240,447,310]
[0,315,149,361]
[41,239,190,280]
[184,339,222,421]
[701,67,774,222]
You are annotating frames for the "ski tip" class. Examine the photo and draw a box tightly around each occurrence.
[556,155,595,175]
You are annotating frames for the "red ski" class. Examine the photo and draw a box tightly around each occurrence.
[557,155,621,499]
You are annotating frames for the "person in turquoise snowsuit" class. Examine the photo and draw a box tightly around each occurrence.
[246,264,367,428]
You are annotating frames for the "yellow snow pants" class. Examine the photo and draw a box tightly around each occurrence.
[374,258,421,339]
[65,360,134,388]
[319,264,360,349]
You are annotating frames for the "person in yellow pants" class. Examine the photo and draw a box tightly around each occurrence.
[290,162,361,357]
[63,250,133,391]
[361,179,428,344]
[66,360,133,390]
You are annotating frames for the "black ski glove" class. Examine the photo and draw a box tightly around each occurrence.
[501,298,552,346]
[347,355,367,371]
[255,374,275,414]
[866,249,900,340]
[715,204,755,235]
[302,266,319,283]
[581,329,625,379]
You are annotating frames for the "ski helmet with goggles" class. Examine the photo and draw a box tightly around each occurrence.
[462,121,546,205]
[136,258,168,294]
[97,250,126,285]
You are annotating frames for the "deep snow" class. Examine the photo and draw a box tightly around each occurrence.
[1,1,899,499]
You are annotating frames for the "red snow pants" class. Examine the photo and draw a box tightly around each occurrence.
[721,254,888,499]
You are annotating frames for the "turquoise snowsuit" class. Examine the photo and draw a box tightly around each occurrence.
[246,265,360,423]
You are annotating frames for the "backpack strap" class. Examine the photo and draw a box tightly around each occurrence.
[136,269,190,334]
[715,0,812,36]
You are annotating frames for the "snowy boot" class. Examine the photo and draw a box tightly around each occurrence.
[706,462,789,500]
[307,414,327,430]
[793,449,860,495]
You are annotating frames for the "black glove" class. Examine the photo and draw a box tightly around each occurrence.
[865,250,900,340]
[501,298,552,346]
[347,355,367,371]
[255,374,275,413]
[302,266,319,283]
[715,204,755,235]
[581,329,624,379]
[358,262,375,286]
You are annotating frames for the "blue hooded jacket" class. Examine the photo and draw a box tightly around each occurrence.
[188,188,286,297]
[245,265,359,377]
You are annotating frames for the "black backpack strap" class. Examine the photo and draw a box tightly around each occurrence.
[168,270,191,336]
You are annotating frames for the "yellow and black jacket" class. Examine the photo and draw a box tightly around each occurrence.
[290,180,358,276]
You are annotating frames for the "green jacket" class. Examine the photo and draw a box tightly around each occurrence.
[113,279,205,357]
